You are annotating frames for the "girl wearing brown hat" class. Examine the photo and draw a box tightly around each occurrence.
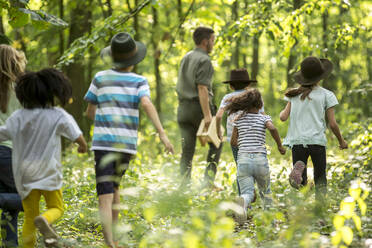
[279,56,348,199]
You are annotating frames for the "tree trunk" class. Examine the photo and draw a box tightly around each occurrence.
[64,2,92,138]
[251,34,260,80]
[232,0,239,68]
[133,0,140,72]
[286,0,301,87]
[151,6,162,119]
[0,16,4,35]
[59,0,64,56]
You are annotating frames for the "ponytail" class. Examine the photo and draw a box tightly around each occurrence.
[285,85,315,100]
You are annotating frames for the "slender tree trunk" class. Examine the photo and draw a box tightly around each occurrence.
[64,2,92,138]
[106,0,113,16]
[251,34,260,80]
[151,6,162,118]
[232,0,239,68]
[0,16,4,35]
[286,0,301,87]
[59,0,64,56]
[133,0,140,72]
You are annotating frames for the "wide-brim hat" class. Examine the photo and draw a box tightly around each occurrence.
[294,56,333,86]
[100,32,147,68]
[223,68,257,84]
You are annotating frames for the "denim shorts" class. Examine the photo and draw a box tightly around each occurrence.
[94,150,132,196]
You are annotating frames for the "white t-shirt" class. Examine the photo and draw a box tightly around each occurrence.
[0,107,82,199]
[219,90,264,142]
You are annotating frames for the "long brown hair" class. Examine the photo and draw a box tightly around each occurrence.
[285,84,317,101]
[225,88,263,116]
[0,45,27,113]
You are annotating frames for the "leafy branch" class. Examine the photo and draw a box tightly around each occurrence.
[56,0,151,67]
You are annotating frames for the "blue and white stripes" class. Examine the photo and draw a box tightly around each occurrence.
[84,69,150,154]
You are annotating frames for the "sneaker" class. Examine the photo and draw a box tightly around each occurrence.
[34,215,59,247]
[235,196,247,225]
[289,160,306,189]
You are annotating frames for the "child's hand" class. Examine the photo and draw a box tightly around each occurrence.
[278,145,286,155]
[159,133,174,154]
[78,144,87,153]
[339,139,348,149]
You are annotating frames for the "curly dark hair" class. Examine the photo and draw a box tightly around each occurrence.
[224,88,263,116]
[15,68,72,109]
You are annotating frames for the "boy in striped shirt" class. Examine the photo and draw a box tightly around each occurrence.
[84,32,174,248]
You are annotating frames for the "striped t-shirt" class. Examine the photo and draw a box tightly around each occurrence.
[84,69,150,154]
[233,113,272,156]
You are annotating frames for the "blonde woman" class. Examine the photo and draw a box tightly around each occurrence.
[0,44,26,247]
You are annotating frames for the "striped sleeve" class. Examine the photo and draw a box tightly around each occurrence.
[84,78,99,104]
[138,79,150,99]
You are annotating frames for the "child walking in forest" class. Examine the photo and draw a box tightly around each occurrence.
[84,32,174,248]
[225,88,286,224]
[280,56,347,199]
[216,69,263,197]
[0,68,87,247]
[0,44,26,247]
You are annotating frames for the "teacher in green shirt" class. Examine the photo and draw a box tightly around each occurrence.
[176,27,222,187]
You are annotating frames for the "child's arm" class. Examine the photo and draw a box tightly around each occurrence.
[85,103,97,120]
[198,85,213,130]
[279,102,291,121]
[230,126,238,147]
[140,96,174,154]
[215,107,224,139]
[0,126,11,142]
[75,134,88,153]
[326,107,348,149]
[265,121,286,155]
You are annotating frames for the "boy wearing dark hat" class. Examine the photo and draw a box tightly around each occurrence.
[84,32,174,248]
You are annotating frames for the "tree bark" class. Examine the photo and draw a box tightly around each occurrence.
[232,0,239,68]
[59,0,64,56]
[151,6,162,118]
[251,34,260,80]
[64,2,92,138]
[0,16,4,35]
[286,0,301,87]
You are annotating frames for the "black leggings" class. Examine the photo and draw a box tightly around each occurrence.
[292,145,327,194]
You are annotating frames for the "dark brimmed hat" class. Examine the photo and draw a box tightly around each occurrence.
[100,32,147,68]
[223,68,257,84]
[294,56,333,86]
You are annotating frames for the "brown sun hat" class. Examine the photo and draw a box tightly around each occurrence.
[223,68,257,84]
[293,56,333,86]
[100,32,147,68]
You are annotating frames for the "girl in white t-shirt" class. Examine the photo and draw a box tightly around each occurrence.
[280,56,347,199]
[0,68,87,247]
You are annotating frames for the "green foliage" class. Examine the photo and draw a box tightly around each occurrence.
[12,118,365,247]
[0,0,67,30]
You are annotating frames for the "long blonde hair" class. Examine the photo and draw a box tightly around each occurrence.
[0,44,27,113]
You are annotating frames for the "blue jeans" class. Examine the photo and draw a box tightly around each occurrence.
[0,146,23,247]
[230,145,240,195]
[237,152,272,208]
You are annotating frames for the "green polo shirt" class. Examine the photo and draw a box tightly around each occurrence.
[0,89,21,148]
[176,48,214,102]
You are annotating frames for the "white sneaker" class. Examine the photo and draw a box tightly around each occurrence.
[235,196,247,225]
[34,216,59,247]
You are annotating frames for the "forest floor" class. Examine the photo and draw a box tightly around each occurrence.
[13,122,372,248]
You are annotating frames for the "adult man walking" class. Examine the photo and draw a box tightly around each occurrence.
[176,27,222,187]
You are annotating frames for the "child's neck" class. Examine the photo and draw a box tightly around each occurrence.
[247,108,259,114]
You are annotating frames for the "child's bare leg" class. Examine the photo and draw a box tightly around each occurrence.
[98,193,115,246]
